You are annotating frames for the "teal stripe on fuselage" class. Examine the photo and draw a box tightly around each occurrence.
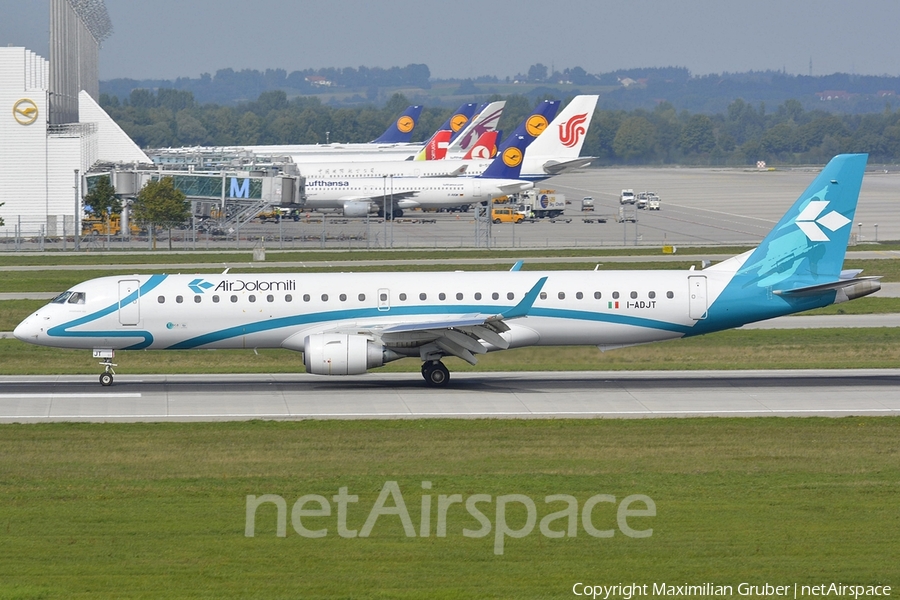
[166,303,693,350]
[47,275,167,350]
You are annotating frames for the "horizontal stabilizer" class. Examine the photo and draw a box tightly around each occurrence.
[541,157,595,175]
[774,276,881,301]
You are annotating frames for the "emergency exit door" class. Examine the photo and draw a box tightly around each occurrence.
[118,279,140,325]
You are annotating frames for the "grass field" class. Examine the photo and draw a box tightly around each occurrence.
[0,419,896,599]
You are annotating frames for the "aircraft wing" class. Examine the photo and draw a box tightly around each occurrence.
[339,191,419,205]
[321,277,547,365]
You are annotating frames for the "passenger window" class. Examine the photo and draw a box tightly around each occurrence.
[419,293,427,301]
[475,292,482,300]
[213,295,220,303]
[667,291,674,299]
[492,292,499,300]
[558,292,566,300]
[303,294,310,302]
[157,296,165,304]
[539,292,547,300]
[612,291,620,299]
[68,292,85,304]
[576,292,583,300]
[194,295,201,303]
[594,292,601,299]
[507,292,514,300]
[399,293,407,301]
[649,291,656,299]
[456,293,463,300]
[380,293,387,301]
[176,295,183,304]
[231,295,238,303]
[359,294,366,301]
[439,293,446,301]
[339,294,347,302]
[285,294,292,302]
[321,294,328,302]
[249,295,256,303]
[267,295,274,302]
[631,291,638,299]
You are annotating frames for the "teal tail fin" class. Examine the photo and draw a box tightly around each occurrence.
[697,154,869,333]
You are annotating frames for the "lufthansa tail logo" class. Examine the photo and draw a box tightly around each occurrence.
[525,115,549,137]
[13,99,38,125]
[450,114,469,132]
[397,116,415,133]
[502,146,523,168]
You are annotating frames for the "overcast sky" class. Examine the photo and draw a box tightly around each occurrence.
[5,0,900,81]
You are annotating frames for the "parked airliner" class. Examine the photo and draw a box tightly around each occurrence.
[301,132,533,218]
[300,96,598,182]
[14,155,879,387]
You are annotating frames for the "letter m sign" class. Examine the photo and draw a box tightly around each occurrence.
[229,177,250,198]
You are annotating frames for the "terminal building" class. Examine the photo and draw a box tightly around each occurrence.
[0,0,302,240]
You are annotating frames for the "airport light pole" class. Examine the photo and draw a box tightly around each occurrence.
[74,169,80,251]
[875,223,878,242]
[857,222,862,242]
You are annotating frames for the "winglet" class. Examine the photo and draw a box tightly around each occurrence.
[510,260,524,272]
[501,277,547,319]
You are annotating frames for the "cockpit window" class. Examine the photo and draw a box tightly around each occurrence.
[51,292,72,304]
[67,292,86,304]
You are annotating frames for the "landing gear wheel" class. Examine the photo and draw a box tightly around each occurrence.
[423,361,450,387]
[99,372,113,386]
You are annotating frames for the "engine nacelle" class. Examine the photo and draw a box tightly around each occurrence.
[342,200,370,218]
[303,333,384,375]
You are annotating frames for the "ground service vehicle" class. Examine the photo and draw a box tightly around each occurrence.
[620,189,635,204]
[648,195,661,210]
[82,217,142,237]
[513,189,566,219]
[617,206,637,222]
[581,197,594,211]
[492,208,524,224]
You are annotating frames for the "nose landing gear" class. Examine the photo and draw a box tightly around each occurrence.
[93,349,117,386]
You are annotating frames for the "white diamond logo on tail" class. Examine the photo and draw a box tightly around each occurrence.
[795,200,851,242]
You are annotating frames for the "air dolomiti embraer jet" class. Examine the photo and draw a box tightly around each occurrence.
[15,154,880,387]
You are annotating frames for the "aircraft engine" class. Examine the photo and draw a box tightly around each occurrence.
[342,201,370,218]
[303,333,385,375]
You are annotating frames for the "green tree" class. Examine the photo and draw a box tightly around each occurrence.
[132,177,190,250]
[0,202,5,227]
[680,114,716,154]
[613,116,657,162]
[83,175,122,221]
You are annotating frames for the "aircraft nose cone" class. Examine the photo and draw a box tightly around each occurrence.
[13,316,39,342]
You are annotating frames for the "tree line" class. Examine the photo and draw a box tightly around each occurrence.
[100,89,900,165]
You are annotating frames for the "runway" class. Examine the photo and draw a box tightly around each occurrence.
[1,370,898,422]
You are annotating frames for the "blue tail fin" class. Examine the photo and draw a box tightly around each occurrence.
[371,105,423,143]
[698,154,869,332]
[496,99,560,152]
[479,134,528,180]
[444,103,479,141]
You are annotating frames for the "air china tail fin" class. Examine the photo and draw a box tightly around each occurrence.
[479,134,528,180]
[464,131,499,159]
[446,101,505,156]
[371,105,423,143]
[496,99,560,152]
[699,154,875,331]
[525,95,598,158]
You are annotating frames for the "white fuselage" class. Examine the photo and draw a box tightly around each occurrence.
[14,270,729,354]
[302,176,532,212]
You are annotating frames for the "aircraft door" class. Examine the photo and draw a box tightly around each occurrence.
[688,275,708,320]
[377,288,390,311]
[118,279,141,325]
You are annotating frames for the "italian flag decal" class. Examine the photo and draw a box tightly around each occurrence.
[608,301,619,309]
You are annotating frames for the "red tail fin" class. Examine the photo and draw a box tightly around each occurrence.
[464,131,498,160]
[423,130,452,160]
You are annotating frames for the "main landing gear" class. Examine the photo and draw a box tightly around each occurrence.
[421,361,450,387]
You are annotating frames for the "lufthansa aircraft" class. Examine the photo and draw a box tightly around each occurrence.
[14,155,879,387]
